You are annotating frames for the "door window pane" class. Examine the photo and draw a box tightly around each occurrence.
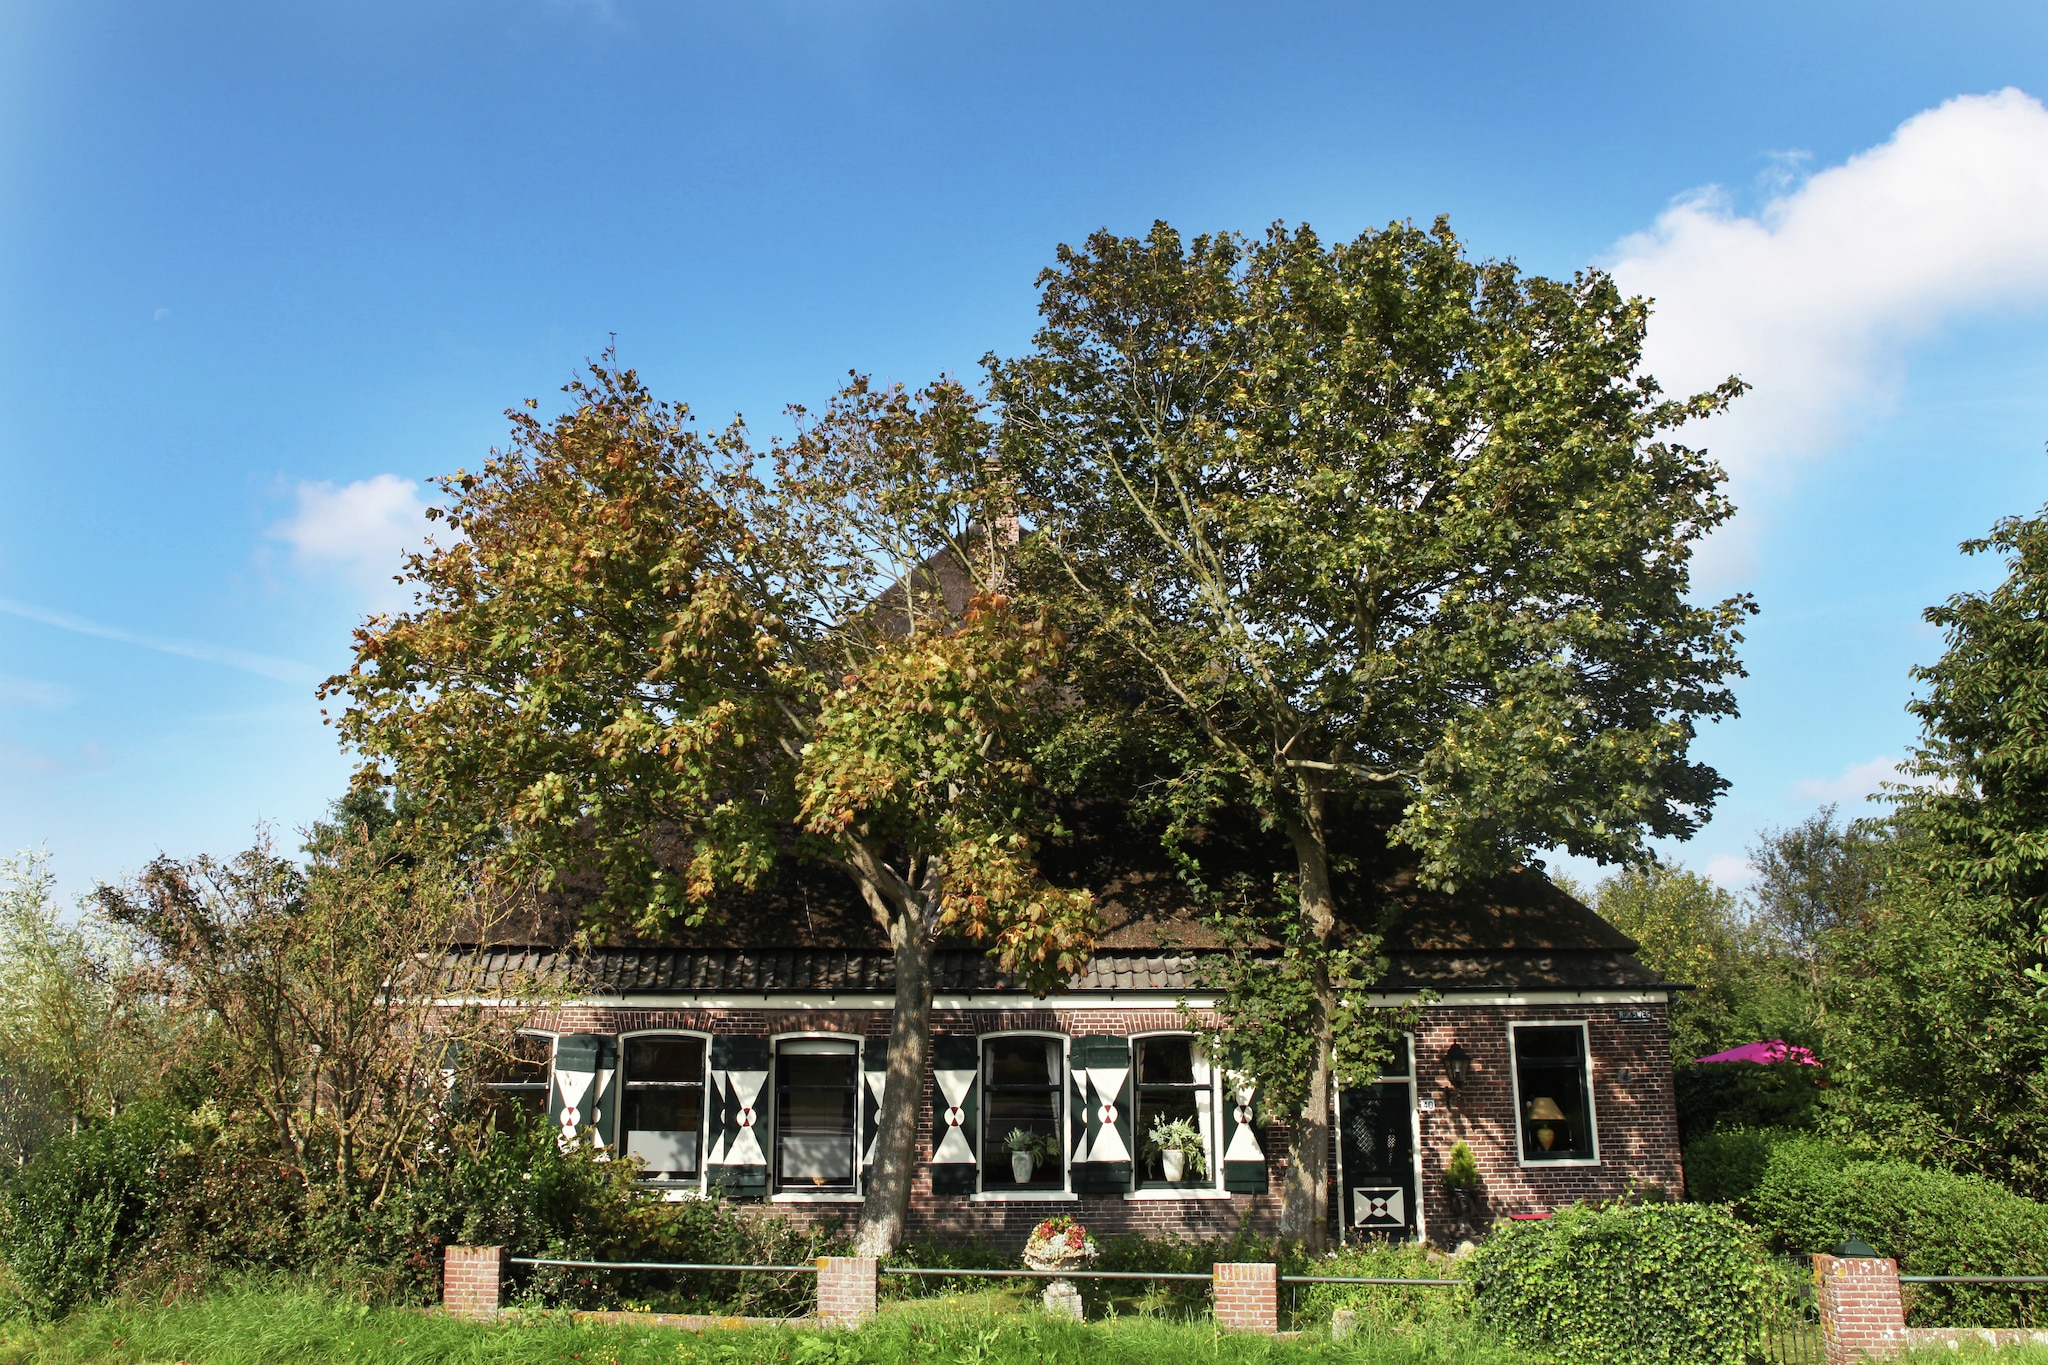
[1135,1036,1206,1187]
[776,1043,857,1190]
[982,1037,1063,1189]
[623,1034,704,1180]
[1511,1025,1595,1162]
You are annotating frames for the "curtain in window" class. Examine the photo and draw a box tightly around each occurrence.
[621,1034,704,1180]
[776,1038,858,1191]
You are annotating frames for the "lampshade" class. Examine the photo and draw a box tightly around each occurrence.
[1526,1097,1567,1122]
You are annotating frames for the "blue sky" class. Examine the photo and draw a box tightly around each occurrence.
[5,0,2048,899]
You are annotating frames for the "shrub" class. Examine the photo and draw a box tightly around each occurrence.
[0,1104,190,1319]
[1682,1125,1815,1205]
[1673,1061,1824,1143]
[1467,1200,1773,1365]
[1291,1240,1470,1333]
[1745,1136,2048,1327]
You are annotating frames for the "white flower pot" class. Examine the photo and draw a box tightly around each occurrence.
[1012,1151,1035,1183]
[1161,1149,1185,1182]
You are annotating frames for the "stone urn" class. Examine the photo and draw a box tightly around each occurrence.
[1160,1149,1186,1182]
[1023,1218,1098,1322]
[1012,1150,1035,1183]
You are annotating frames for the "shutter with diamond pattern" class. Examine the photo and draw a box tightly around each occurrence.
[1220,1061,1267,1193]
[927,1034,979,1195]
[705,1035,771,1196]
[548,1034,616,1151]
[1070,1034,1133,1193]
[859,1039,887,1186]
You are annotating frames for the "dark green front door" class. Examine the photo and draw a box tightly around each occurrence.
[1338,1082,1416,1240]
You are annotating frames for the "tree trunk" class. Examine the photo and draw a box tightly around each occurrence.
[856,907,934,1256]
[1279,790,1339,1249]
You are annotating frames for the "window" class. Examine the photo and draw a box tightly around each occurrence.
[1510,1024,1596,1163]
[1134,1035,1207,1187]
[981,1037,1063,1190]
[481,1032,553,1126]
[622,1034,705,1181]
[775,1039,858,1191]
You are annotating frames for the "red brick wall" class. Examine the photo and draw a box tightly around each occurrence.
[1409,1002,1683,1240]
[517,998,1683,1247]
[815,1256,878,1326]
[1212,1261,1278,1333]
[1814,1254,1909,1365]
[442,1245,506,1318]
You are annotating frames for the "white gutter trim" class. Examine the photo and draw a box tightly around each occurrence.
[431,988,1669,1010]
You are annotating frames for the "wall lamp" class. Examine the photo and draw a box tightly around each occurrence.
[1445,1043,1473,1087]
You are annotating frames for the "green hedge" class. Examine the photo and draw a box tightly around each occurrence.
[1743,1135,2048,1327]
[1467,1201,1772,1365]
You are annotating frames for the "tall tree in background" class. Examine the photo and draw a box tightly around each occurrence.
[990,220,1752,1243]
[1745,806,1887,1032]
[324,362,1094,1254]
[1822,509,2048,1195]
[1586,864,1805,1066]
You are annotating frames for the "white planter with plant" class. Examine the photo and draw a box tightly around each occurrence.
[1142,1117,1209,1184]
[1004,1127,1058,1184]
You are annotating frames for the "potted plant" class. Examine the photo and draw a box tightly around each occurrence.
[1142,1117,1209,1183]
[1005,1128,1058,1183]
[1442,1139,1481,1229]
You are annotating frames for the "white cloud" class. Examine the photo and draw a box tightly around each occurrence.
[1790,755,1909,805]
[268,474,434,609]
[0,672,72,709]
[0,598,317,685]
[1608,89,2048,544]
[1705,853,1754,890]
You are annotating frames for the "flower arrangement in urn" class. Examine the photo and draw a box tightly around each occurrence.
[1023,1215,1099,1272]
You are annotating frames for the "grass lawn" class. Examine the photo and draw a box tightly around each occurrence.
[0,1284,1527,1365]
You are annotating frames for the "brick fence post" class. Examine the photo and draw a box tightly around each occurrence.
[816,1256,878,1327]
[1212,1262,1278,1334]
[443,1245,507,1319]
[1814,1253,1909,1364]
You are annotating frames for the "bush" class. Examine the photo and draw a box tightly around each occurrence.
[1745,1136,2048,1327]
[1682,1126,1819,1205]
[0,1104,190,1319]
[1467,1200,1773,1365]
[1291,1240,1471,1334]
[1673,1062,1824,1143]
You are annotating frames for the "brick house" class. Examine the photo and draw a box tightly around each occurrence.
[462,853,1682,1249]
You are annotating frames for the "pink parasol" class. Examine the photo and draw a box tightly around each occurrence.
[1692,1039,1820,1066]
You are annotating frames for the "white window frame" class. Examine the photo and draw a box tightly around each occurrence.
[766,1030,866,1203]
[1123,1029,1230,1199]
[615,1028,712,1194]
[971,1030,1077,1202]
[1506,1019,1601,1168]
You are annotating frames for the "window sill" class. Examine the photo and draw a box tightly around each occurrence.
[770,1192,864,1203]
[1516,1157,1601,1169]
[970,1190,1078,1203]
[1123,1187,1234,1201]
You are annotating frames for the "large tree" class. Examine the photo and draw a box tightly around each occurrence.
[1822,508,2048,1195]
[324,361,1093,1253]
[989,219,1752,1243]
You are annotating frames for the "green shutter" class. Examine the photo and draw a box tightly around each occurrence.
[928,1034,979,1196]
[1221,1075,1267,1193]
[705,1035,771,1197]
[860,1040,887,1184]
[1070,1034,1132,1193]
[548,1033,615,1150]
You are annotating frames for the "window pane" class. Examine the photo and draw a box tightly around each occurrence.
[625,1035,703,1084]
[983,1038,1062,1188]
[1138,1037,1194,1085]
[1514,1027,1593,1161]
[1378,1035,1413,1079]
[985,1038,1056,1087]
[776,1052,856,1188]
[1137,1086,1200,1182]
